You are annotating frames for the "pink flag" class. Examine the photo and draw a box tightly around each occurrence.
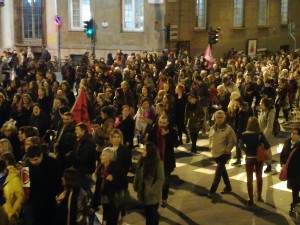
[204,44,215,69]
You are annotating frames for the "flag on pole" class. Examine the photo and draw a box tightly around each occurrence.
[204,44,215,69]
[71,88,91,133]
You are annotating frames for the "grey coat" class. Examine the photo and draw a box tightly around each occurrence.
[133,161,164,205]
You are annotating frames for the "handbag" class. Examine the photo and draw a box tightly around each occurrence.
[257,145,271,162]
[279,147,297,181]
[109,189,131,208]
[256,134,272,162]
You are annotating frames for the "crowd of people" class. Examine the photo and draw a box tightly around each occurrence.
[0,46,299,225]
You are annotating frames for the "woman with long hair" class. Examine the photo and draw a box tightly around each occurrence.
[258,97,276,173]
[241,117,270,206]
[56,168,89,225]
[174,84,189,145]
[108,128,132,224]
[10,93,22,122]
[0,138,13,157]
[17,94,34,127]
[134,97,156,144]
[133,142,164,225]
[275,77,290,124]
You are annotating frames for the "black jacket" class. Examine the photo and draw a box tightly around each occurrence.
[148,124,179,173]
[72,135,96,175]
[93,161,128,208]
[116,116,135,148]
[29,154,62,225]
[280,139,300,190]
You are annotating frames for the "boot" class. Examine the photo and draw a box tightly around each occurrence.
[264,164,272,173]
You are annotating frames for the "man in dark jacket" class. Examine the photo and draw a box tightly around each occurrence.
[148,115,179,207]
[54,112,76,169]
[192,75,210,136]
[72,122,96,192]
[27,145,62,225]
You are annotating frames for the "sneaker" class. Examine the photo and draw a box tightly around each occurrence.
[264,165,272,173]
[161,200,167,208]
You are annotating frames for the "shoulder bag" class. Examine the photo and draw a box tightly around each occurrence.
[279,147,297,181]
[257,134,272,162]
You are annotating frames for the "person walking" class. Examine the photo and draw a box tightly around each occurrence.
[133,142,164,225]
[147,115,178,207]
[241,117,271,206]
[208,110,236,197]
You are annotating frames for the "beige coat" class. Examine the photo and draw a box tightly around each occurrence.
[258,108,275,144]
[209,123,237,158]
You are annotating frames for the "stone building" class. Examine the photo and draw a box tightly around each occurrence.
[0,0,299,59]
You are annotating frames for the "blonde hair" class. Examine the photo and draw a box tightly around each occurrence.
[0,138,13,155]
[109,128,124,145]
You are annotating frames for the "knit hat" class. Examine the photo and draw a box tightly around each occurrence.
[102,147,117,161]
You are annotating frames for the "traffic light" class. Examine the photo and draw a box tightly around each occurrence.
[83,19,94,39]
[208,29,219,45]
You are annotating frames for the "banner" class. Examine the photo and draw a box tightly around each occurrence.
[71,88,92,133]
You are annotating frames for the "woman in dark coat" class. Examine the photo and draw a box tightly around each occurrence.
[185,94,202,154]
[133,142,164,225]
[56,168,89,225]
[17,93,34,127]
[280,128,300,214]
[232,96,252,166]
[275,77,290,124]
[108,128,132,224]
[93,147,128,225]
[174,83,189,145]
[116,105,135,149]
[241,117,271,206]
[28,104,50,137]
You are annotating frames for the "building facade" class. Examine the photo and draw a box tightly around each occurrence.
[0,0,299,59]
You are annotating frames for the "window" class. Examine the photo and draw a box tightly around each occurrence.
[195,0,207,29]
[69,0,91,31]
[122,0,144,32]
[281,0,288,25]
[22,0,43,43]
[258,0,268,26]
[233,0,244,28]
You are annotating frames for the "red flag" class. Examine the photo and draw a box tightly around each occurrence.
[204,44,215,69]
[71,88,92,133]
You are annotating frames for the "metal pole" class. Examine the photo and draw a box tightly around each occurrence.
[58,25,61,61]
[289,33,297,51]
